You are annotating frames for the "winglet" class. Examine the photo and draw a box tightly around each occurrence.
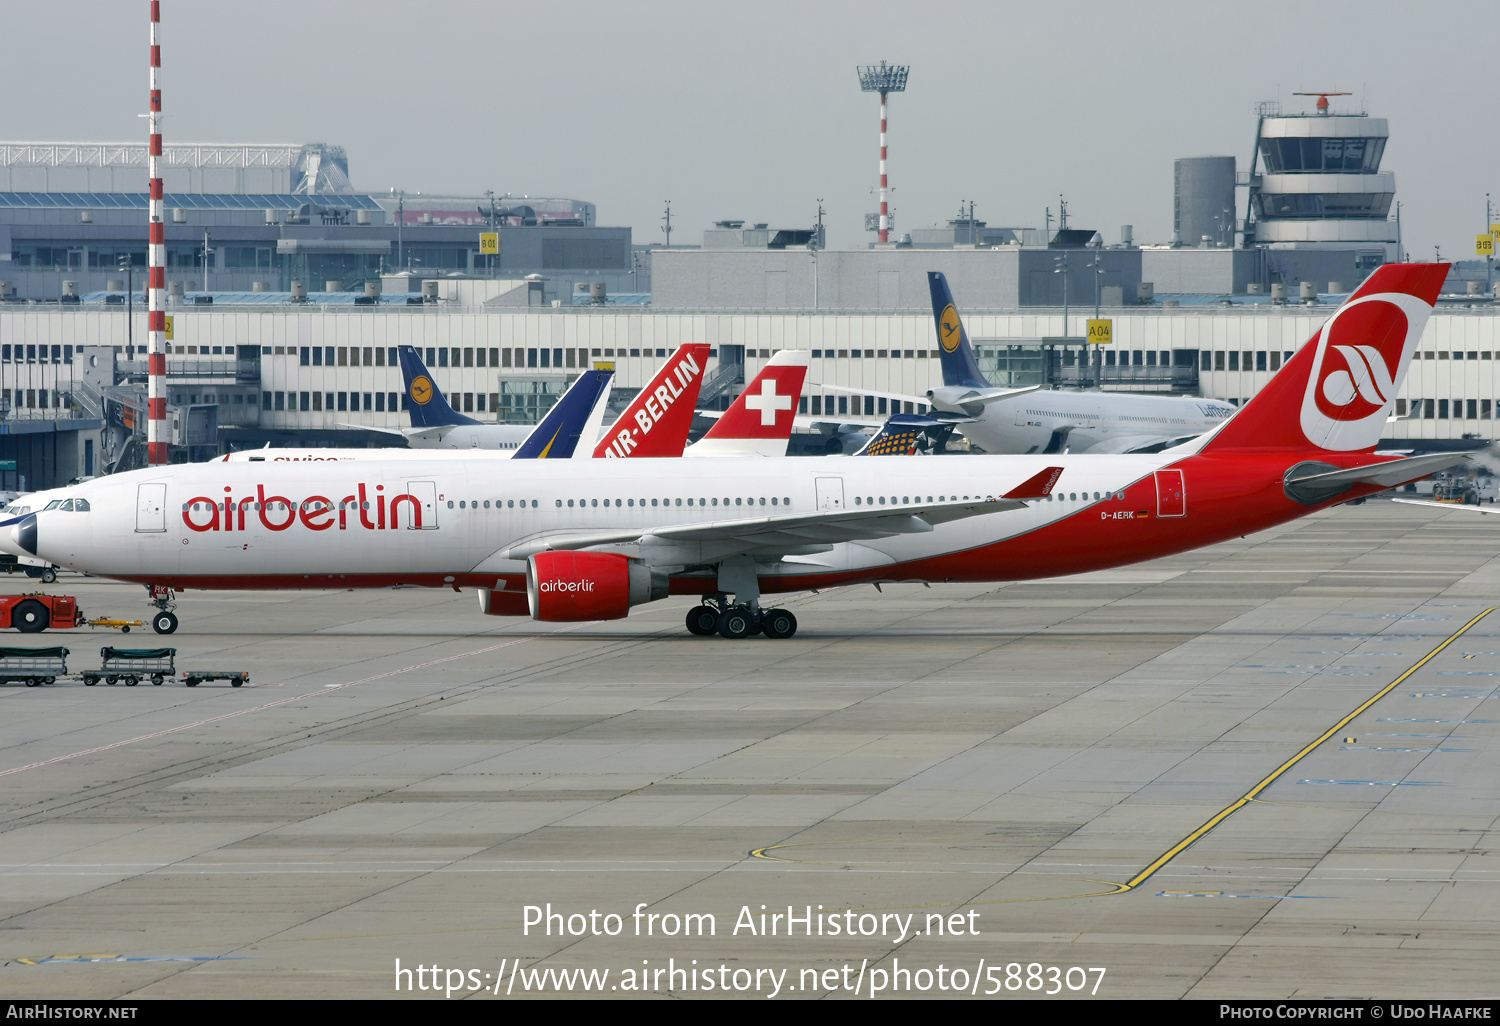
[1002,466,1064,499]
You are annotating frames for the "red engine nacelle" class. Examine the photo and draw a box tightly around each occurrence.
[525,551,667,622]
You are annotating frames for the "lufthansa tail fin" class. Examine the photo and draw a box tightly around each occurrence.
[928,271,990,390]
[399,345,479,428]
[1196,263,1448,456]
[593,344,709,458]
[687,350,809,457]
[514,369,614,459]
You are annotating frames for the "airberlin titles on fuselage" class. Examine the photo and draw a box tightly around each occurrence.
[181,484,427,533]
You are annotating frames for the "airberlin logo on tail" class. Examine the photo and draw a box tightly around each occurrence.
[1319,344,1396,415]
[181,484,426,533]
[600,350,701,458]
[1301,292,1425,452]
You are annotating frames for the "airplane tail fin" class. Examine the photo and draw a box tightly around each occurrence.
[1195,263,1448,455]
[928,271,990,389]
[398,345,479,428]
[856,413,956,456]
[593,344,709,457]
[688,350,809,457]
[514,369,614,459]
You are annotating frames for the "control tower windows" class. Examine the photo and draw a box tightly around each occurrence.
[1259,136,1384,174]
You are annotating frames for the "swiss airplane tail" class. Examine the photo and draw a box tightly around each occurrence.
[593,344,709,458]
[1195,263,1448,455]
[398,345,479,428]
[514,369,614,459]
[928,271,991,390]
[686,350,809,457]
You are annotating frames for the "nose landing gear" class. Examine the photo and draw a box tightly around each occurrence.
[146,585,179,634]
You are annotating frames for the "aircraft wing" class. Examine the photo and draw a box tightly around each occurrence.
[815,383,930,408]
[496,467,1063,565]
[697,410,884,431]
[817,382,1041,410]
[1082,433,1202,455]
[332,422,410,439]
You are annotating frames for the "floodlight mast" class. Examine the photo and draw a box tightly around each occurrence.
[857,62,909,243]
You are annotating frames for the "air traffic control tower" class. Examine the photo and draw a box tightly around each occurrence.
[1245,95,1397,268]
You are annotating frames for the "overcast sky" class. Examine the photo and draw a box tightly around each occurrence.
[7,0,1496,258]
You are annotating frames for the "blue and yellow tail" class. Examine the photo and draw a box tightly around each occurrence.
[514,369,613,459]
[398,345,479,428]
[928,272,989,390]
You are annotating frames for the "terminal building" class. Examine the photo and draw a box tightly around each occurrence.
[0,98,1493,490]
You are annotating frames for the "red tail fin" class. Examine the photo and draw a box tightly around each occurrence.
[593,344,708,458]
[1199,263,1447,454]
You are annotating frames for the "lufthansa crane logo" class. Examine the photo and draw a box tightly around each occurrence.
[409,375,434,405]
[939,304,962,353]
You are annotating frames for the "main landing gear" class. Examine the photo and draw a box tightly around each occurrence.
[146,584,179,635]
[684,593,798,640]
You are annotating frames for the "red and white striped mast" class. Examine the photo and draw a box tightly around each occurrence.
[857,62,909,244]
[146,1,168,465]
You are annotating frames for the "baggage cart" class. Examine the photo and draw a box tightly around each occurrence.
[82,647,177,687]
[182,670,248,688]
[0,646,68,687]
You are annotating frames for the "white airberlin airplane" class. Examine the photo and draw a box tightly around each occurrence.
[9,265,1463,640]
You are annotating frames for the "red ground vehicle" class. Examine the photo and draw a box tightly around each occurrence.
[0,594,84,633]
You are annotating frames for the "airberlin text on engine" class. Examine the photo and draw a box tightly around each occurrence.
[181,484,423,532]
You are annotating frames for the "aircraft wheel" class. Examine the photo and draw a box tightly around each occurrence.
[152,611,179,635]
[40,568,57,584]
[761,608,798,640]
[13,600,49,633]
[716,607,755,639]
[685,605,719,636]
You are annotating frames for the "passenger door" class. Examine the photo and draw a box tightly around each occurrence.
[135,483,167,533]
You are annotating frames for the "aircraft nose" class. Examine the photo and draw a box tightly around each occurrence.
[11,515,36,556]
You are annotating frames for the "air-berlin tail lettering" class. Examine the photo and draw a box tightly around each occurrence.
[181,483,423,533]
[602,351,701,458]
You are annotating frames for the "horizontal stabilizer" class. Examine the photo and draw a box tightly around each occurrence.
[1284,452,1469,504]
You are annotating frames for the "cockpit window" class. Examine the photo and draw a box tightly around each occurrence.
[73,499,90,512]
[43,500,63,510]
[58,499,74,511]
